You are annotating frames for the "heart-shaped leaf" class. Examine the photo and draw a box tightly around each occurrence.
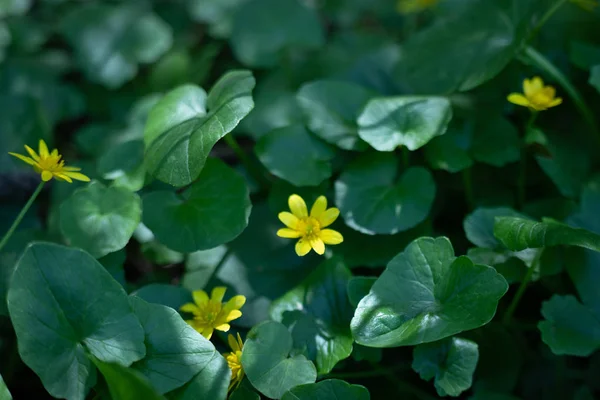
[538,295,600,357]
[167,353,230,400]
[335,152,436,235]
[230,0,324,68]
[241,321,317,399]
[270,258,354,374]
[255,125,336,187]
[357,96,452,152]
[60,181,142,258]
[92,358,165,400]
[494,217,600,253]
[351,237,508,347]
[142,157,251,253]
[296,80,372,151]
[464,207,525,249]
[7,243,146,400]
[144,70,255,187]
[412,337,479,397]
[281,379,370,400]
[129,297,229,395]
[60,3,172,88]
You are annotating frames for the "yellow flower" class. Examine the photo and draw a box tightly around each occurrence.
[571,0,598,11]
[223,333,245,392]
[9,139,90,183]
[277,194,344,257]
[180,287,246,340]
[397,0,438,14]
[507,76,563,112]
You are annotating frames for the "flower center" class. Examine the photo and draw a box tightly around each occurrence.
[194,301,222,325]
[226,351,243,375]
[38,154,65,172]
[296,217,321,238]
[529,90,554,106]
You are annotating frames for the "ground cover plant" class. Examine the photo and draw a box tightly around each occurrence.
[1,0,600,399]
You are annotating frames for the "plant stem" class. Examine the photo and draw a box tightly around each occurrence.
[223,134,270,188]
[517,112,538,209]
[503,249,544,325]
[519,46,600,143]
[0,181,44,253]
[463,168,474,210]
[529,0,569,39]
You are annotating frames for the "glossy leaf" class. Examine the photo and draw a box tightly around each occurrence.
[538,295,600,356]
[464,207,524,249]
[494,217,600,252]
[187,0,246,38]
[0,374,11,400]
[183,246,228,291]
[412,337,479,397]
[92,358,165,400]
[351,237,508,347]
[143,158,251,253]
[296,80,372,150]
[144,70,255,187]
[270,258,354,374]
[166,352,229,400]
[357,96,452,151]
[256,125,336,187]
[241,321,317,399]
[281,379,370,400]
[60,3,172,88]
[130,297,229,394]
[335,152,436,235]
[60,181,142,258]
[7,243,146,400]
[230,0,324,68]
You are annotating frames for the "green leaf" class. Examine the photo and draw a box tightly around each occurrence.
[60,181,142,258]
[7,243,146,400]
[335,152,436,234]
[590,65,600,93]
[357,96,452,152]
[98,249,126,287]
[143,158,251,253]
[131,284,192,311]
[270,258,354,374]
[351,237,508,347]
[183,246,229,291]
[166,352,229,400]
[0,374,11,400]
[144,71,255,187]
[565,248,600,317]
[129,297,229,395]
[0,0,31,18]
[97,139,145,179]
[230,384,260,400]
[187,0,247,38]
[493,217,600,252]
[538,295,600,356]
[296,80,372,151]
[412,337,479,397]
[424,127,473,173]
[230,0,324,68]
[256,125,336,187]
[60,3,172,88]
[464,207,525,249]
[241,321,317,399]
[92,358,165,400]
[281,379,370,400]
[347,277,376,308]
[394,0,537,93]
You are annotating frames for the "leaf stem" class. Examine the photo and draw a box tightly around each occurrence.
[222,134,270,188]
[517,112,538,209]
[0,181,44,253]
[463,168,474,211]
[519,46,600,142]
[503,249,544,325]
[529,0,569,39]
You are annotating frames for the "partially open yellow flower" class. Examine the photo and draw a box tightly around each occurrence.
[277,194,344,257]
[223,333,245,392]
[9,139,90,183]
[397,0,438,14]
[180,287,246,340]
[507,76,563,112]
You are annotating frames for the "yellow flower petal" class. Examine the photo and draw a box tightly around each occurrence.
[211,286,227,302]
[507,93,530,107]
[228,334,240,352]
[278,212,299,229]
[8,152,37,166]
[549,97,563,107]
[318,208,340,228]
[202,327,214,340]
[309,237,325,255]
[277,228,302,238]
[226,309,242,322]
[295,238,312,256]
[224,295,246,311]
[193,290,209,305]
[24,145,40,161]
[236,333,244,349]
[215,323,231,332]
[41,171,53,181]
[180,303,200,314]
[524,76,543,97]
[320,229,344,245]
[62,166,82,171]
[54,173,73,183]
[288,194,308,218]
[310,196,327,218]
[63,171,90,182]
[38,139,49,158]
